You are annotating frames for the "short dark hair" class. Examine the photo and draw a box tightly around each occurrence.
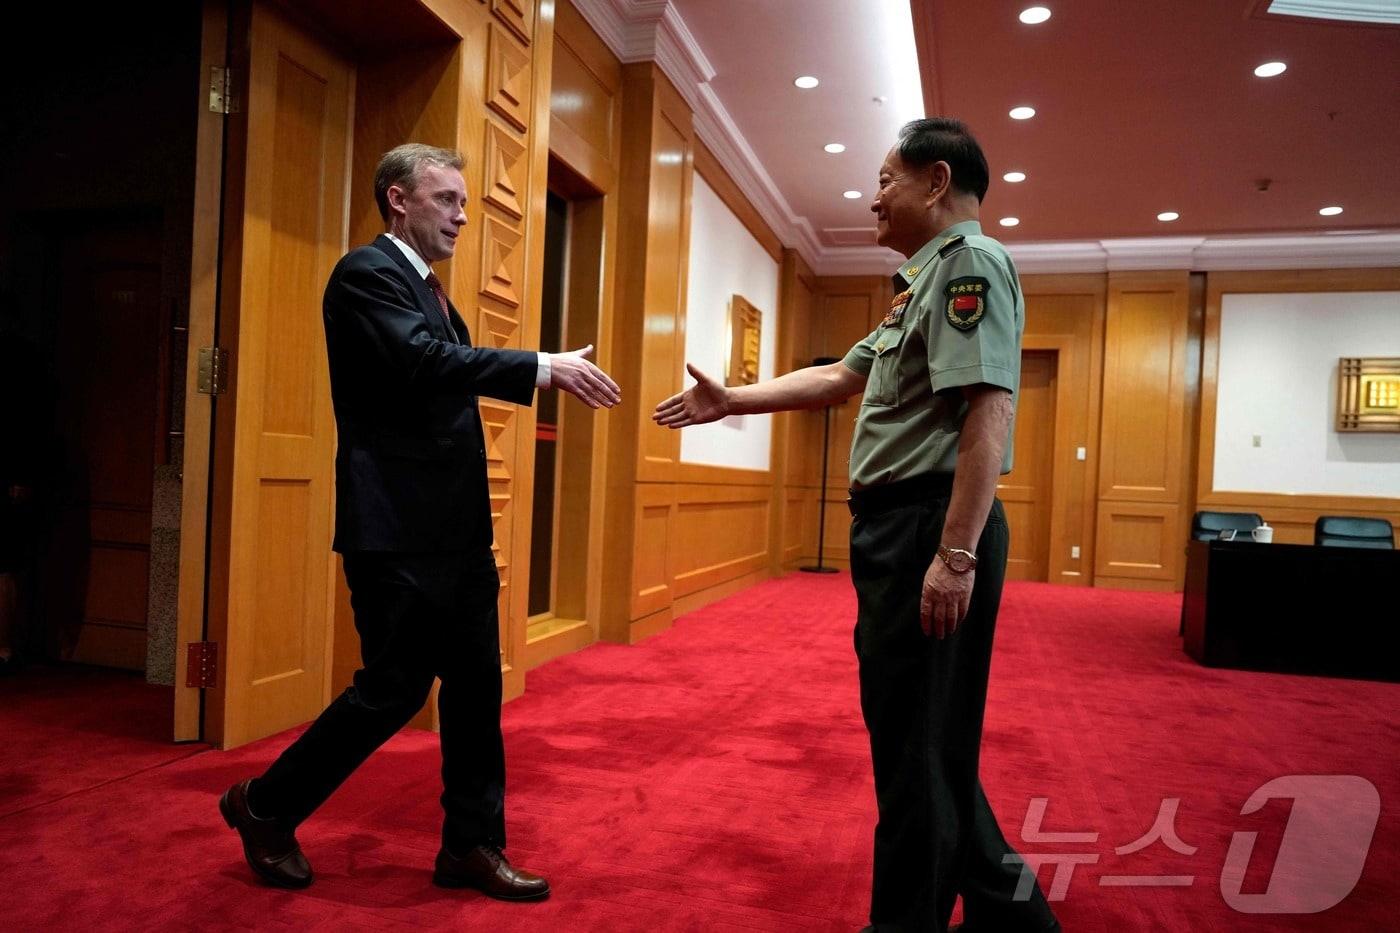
[896,118,990,203]
[373,143,465,221]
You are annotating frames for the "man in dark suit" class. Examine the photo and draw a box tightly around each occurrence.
[219,143,620,899]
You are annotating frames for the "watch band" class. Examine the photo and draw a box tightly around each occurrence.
[937,545,978,574]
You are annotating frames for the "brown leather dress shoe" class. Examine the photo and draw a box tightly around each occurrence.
[218,779,313,889]
[432,845,550,900]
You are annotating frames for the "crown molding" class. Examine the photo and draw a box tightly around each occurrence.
[1102,237,1207,271]
[1192,233,1400,270]
[655,3,714,86]
[568,0,631,60]
[807,245,903,278]
[1007,241,1112,274]
[1265,0,1400,25]
[1010,233,1400,274]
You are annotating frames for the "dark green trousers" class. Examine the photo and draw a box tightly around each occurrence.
[849,477,1058,932]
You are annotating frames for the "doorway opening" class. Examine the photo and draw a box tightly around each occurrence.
[0,5,205,774]
[523,159,604,661]
[1001,349,1059,581]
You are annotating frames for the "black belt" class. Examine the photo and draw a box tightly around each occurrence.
[847,472,955,517]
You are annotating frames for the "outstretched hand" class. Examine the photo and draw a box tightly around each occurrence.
[550,344,621,409]
[653,363,732,428]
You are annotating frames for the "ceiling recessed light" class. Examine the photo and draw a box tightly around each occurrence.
[824,143,846,154]
[1157,211,1180,222]
[1019,6,1052,24]
[999,217,1020,227]
[1254,61,1287,78]
[794,75,819,89]
[1009,106,1036,120]
[1319,205,1344,216]
[1003,171,1027,183]
[843,190,862,199]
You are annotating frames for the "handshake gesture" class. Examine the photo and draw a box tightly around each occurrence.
[652,364,731,428]
[549,344,621,409]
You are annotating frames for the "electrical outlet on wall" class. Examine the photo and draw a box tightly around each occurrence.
[1252,435,1262,447]
[1071,546,1080,559]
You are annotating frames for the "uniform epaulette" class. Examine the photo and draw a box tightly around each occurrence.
[937,234,966,257]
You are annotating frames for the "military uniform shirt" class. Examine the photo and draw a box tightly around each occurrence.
[842,220,1024,488]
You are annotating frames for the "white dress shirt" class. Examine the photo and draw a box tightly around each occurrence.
[385,232,550,389]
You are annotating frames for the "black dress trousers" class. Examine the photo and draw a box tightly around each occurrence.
[849,477,1059,932]
[251,547,507,853]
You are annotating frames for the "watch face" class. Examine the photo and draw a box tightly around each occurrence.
[943,547,974,572]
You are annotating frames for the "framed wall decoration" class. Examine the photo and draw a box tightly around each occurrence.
[726,294,762,387]
[1337,357,1400,432]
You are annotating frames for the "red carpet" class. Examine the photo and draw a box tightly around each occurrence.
[2,575,1397,931]
[0,666,202,818]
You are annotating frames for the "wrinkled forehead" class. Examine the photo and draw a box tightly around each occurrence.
[879,146,905,177]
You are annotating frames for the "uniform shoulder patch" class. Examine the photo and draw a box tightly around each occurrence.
[944,275,989,331]
[937,234,966,256]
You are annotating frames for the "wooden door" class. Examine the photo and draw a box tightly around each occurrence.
[1000,350,1058,581]
[206,1,351,748]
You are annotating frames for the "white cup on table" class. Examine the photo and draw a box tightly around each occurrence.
[1251,523,1273,543]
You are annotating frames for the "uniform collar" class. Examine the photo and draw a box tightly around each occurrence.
[891,220,984,290]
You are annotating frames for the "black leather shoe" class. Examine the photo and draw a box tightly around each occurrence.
[219,780,313,888]
[432,845,550,900]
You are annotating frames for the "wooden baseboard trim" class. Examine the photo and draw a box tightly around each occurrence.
[629,608,673,644]
[523,617,595,671]
[671,567,771,618]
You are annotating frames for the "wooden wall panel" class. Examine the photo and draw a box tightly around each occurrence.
[632,484,674,619]
[672,486,771,597]
[549,16,617,159]
[1099,274,1190,501]
[782,489,806,565]
[1094,502,1181,590]
[1095,271,1195,588]
[485,22,532,132]
[1019,274,1107,586]
[636,105,691,479]
[782,275,888,569]
[598,62,695,644]
[773,249,816,573]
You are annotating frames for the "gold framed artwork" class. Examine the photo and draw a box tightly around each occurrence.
[726,294,762,387]
[1337,357,1400,432]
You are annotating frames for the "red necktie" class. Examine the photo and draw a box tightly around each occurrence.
[424,272,452,324]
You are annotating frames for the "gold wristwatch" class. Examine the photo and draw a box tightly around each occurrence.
[937,545,978,574]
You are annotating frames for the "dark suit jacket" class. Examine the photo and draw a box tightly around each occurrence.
[323,235,537,553]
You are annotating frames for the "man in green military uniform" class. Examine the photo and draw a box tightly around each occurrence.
[654,118,1058,932]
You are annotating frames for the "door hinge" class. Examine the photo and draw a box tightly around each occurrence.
[186,641,219,689]
[197,346,229,395]
[208,66,239,114]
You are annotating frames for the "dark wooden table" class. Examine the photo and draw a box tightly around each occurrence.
[1182,539,1399,682]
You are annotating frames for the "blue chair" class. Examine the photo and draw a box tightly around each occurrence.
[1314,516,1394,550]
[1191,511,1263,542]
